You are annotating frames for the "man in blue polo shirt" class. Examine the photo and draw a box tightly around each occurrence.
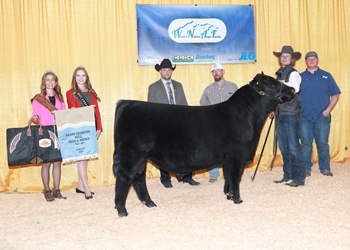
[299,51,341,177]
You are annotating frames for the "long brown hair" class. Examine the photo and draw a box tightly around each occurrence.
[40,70,64,102]
[71,66,101,102]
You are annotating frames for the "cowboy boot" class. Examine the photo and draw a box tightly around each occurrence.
[52,189,67,199]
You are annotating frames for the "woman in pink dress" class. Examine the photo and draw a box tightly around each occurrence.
[32,70,67,202]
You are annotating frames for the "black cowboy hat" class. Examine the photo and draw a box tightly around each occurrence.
[155,59,176,71]
[273,46,301,60]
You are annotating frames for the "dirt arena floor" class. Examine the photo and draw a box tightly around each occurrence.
[1,162,349,250]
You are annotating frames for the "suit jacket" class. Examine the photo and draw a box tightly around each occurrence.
[148,79,188,105]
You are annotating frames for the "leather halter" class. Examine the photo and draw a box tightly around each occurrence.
[255,82,283,102]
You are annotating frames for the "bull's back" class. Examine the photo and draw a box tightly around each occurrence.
[114,100,230,152]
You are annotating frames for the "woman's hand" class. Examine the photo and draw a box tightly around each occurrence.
[96,130,102,140]
[32,115,39,123]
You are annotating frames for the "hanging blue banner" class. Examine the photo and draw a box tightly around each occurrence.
[137,5,256,65]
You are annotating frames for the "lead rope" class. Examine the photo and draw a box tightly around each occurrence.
[269,105,280,170]
[269,82,283,169]
[251,116,274,182]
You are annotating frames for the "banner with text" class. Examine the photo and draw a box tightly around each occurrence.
[137,5,256,65]
[54,106,98,164]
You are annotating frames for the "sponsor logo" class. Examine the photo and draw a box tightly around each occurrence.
[138,55,166,64]
[195,55,215,63]
[173,55,194,62]
[169,18,226,43]
[238,52,256,62]
[156,55,166,61]
[139,56,155,61]
[217,54,238,61]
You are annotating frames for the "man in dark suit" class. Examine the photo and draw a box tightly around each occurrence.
[148,58,200,188]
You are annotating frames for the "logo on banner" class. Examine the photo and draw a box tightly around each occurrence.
[173,55,194,62]
[169,18,226,43]
[218,54,238,61]
[239,52,256,62]
[195,55,215,63]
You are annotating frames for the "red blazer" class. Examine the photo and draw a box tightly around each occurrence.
[66,89,103,132]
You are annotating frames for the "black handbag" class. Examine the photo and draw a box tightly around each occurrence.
[7,118,62,166]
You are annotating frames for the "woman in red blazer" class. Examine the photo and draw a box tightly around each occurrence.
[66,66,102,199]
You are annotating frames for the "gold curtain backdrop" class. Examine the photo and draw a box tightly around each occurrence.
[1,0,349,193]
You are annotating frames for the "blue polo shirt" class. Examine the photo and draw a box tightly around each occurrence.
[299,68,341,120]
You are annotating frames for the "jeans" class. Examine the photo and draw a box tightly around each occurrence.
[299,115,331,172]
[277,115,306,184]
[208,164,220,178]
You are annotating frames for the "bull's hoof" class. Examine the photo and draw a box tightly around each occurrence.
[115,206,128,217]
[233,198,243,204]
[142,200,157,208]
[118,212,129,217]
[226,195,243,204]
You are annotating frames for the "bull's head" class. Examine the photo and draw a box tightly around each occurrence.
[249,72,295,103]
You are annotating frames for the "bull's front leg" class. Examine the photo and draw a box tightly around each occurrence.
[225,161,244,204]
[222,164,230,195]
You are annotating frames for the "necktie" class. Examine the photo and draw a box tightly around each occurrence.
[166,82,175,104]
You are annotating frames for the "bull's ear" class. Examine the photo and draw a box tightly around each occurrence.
[250,73,261,88]
[261,71,264,75]
[253,73,261,81]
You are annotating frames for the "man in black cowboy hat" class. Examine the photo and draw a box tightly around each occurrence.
[148,58,200,188]
[272,45,306,187]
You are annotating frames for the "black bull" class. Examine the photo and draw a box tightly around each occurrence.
[112,73,295,217]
